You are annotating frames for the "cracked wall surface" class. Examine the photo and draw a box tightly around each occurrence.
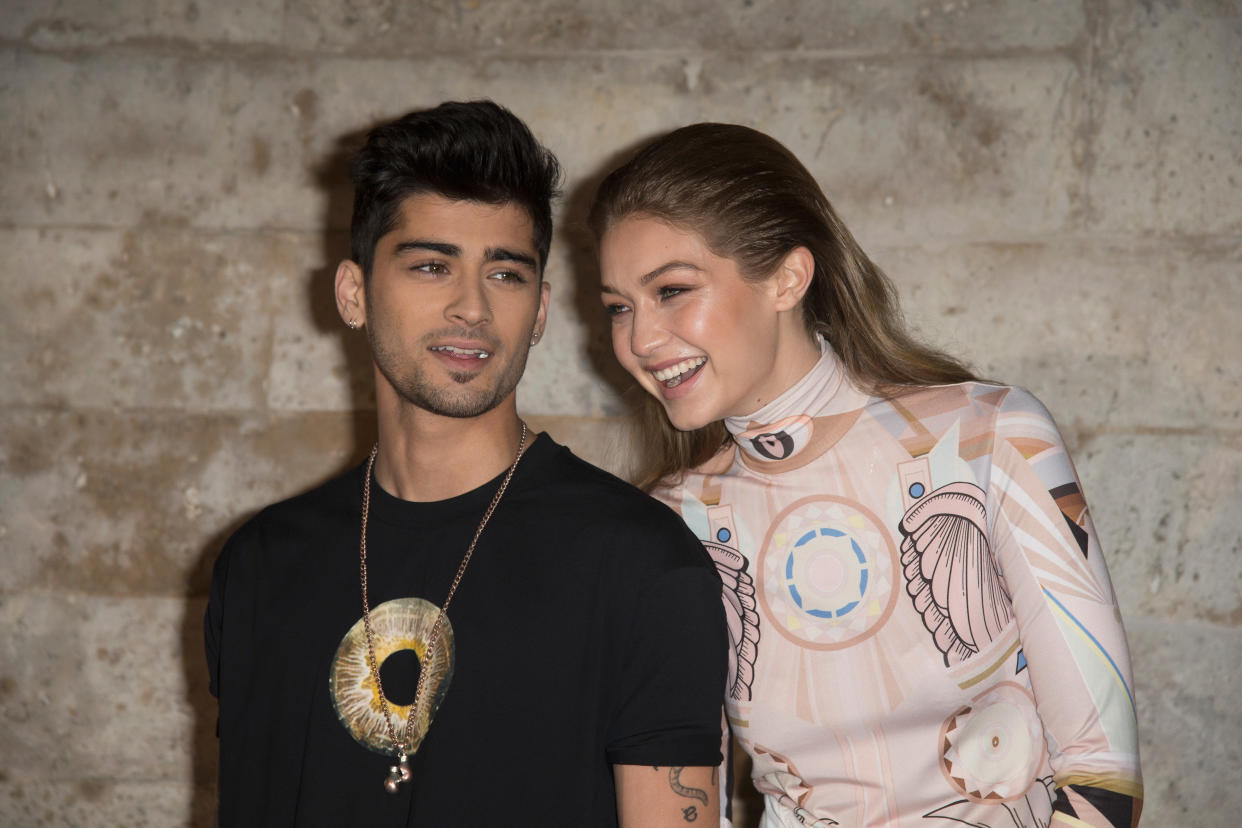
[2,1,1239,824]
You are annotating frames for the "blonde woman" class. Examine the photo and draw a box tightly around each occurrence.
[591,123,1142,828]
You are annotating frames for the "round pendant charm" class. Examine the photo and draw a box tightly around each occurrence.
[397,756,412,783]
[384,767,402,794]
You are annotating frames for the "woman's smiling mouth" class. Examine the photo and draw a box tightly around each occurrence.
[650,357,707,388]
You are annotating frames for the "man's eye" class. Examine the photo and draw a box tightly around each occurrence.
[491,270,527,284]
[413,262,448,274]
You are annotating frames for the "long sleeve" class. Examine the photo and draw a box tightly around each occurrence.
[986,388,1143,827]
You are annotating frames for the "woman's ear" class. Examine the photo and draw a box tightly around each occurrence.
[772,246,815,312]
[335,260,367,329]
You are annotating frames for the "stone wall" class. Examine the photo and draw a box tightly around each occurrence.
[2,1,1239,825]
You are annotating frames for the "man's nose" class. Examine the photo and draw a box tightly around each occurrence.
[446,277,492,327]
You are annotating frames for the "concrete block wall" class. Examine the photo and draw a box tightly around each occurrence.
[2,1,1238,824]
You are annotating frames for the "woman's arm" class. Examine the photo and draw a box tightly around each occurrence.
[988,388,1143,827]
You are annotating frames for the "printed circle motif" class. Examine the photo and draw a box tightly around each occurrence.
[329,597,455,756]
[939,682,1046,802]
[752,431,796,461]
[758,495,899,649]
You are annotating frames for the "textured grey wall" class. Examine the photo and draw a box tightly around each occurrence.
[2,1,1239,825]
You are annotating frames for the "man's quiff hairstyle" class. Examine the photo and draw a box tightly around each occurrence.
[348,100,562,277]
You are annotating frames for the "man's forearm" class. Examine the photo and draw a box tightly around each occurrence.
[615,764,720,827]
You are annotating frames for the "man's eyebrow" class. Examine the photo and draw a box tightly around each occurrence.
[392,240,460,257]
[485,247,538,269]
[390,241,537,270]
[601,261,703,294]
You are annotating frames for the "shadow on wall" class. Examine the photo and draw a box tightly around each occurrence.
[560,139,641,407]
[182,533,228,828]
[311,124,381,456]
[182,515,254,827]
[180,123,384,828]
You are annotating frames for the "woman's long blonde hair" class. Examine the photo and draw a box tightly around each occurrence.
[589,123,977,491]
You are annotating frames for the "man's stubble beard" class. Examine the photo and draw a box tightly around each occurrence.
[368,327,534,419]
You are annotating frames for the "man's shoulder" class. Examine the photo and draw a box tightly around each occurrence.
[532,437,688,525]
[524,437,709,569]
[222,464,361,556]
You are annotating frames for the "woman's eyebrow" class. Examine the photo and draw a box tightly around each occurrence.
[600,261,703,295]
[639,260,703,286]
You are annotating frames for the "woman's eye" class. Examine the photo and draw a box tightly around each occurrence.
[603,303,630,317]
[658,286,687,300]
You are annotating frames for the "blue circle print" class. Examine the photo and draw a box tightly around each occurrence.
[716,527,732,543]
[908,482,925,499]
[784,527,869,620]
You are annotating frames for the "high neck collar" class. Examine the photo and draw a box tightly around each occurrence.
[724,336,866,464]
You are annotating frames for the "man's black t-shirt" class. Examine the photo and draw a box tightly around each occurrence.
[205,434,727,826]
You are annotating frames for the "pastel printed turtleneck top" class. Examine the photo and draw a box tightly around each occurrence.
[656,342,1142,828]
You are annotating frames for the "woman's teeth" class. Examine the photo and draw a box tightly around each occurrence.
[432,345,490,359]
[652,357,706,387]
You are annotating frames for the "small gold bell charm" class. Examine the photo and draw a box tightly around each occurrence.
[384,753,411,793]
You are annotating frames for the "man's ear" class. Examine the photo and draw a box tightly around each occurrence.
[335,260,367,329]
[772,246,815,312]
[532,281,551,343]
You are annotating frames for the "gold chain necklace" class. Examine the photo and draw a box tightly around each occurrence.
[358,423,528,794]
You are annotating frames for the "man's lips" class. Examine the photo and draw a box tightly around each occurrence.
[430,343,492,359]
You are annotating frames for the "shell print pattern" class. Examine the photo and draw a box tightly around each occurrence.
[898,482,1013,666]
[705,505,759,701]
[929,682,1055,826]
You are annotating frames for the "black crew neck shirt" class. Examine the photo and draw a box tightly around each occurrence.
[205,434,727,827]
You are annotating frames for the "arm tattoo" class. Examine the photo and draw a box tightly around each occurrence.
[667,767,709,806]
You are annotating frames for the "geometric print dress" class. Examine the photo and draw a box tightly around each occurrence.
[656,345,1143,828]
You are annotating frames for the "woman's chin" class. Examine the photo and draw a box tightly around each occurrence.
[634,372,721,431]
[661,401,718,433]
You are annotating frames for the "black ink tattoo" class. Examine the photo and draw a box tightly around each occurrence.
[682,805,698,822]
[711,767,718,786]
[668,767,709,806]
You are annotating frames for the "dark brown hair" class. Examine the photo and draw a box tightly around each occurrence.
[589,123,977,490]
[350,100,561,277]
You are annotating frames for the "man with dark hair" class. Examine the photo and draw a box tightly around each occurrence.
[205,100,727,827]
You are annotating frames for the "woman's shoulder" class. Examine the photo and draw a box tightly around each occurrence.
[879,381,1055,422]
[868,383,1070,457]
